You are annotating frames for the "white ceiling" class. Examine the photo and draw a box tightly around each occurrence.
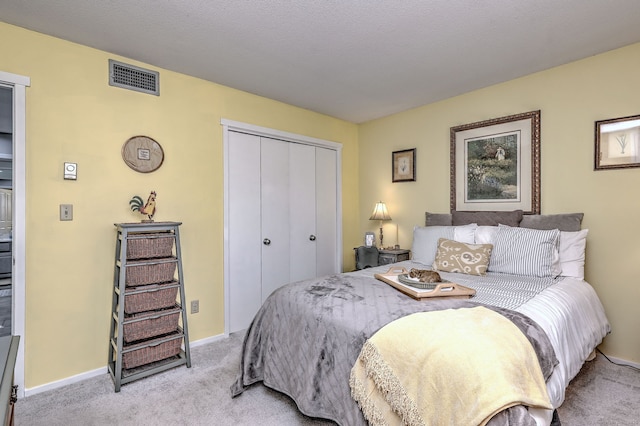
[2,1,640,123]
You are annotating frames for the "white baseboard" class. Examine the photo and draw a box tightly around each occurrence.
[189,332,228,348]
[22,333,229,398]
[604,354,640,369]
[24,366,108,397]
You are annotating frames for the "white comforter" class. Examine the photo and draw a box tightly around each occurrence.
[516,277,610,408]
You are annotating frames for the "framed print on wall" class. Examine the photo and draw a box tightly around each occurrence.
[450,110,541,214]
[392,148,416,182]
[595,114,640,170]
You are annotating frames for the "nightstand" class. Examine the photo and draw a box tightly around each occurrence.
[378,248,411,266]
[354,246,379,270]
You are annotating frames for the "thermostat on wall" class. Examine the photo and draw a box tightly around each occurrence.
[64,162,77,180]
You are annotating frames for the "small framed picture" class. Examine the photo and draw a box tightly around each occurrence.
[137,148,151,160]
[392,148,416,182]
[365,232,375,247]
[595,114,640,170]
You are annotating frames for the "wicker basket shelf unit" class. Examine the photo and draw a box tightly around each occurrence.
[108,222,191,392]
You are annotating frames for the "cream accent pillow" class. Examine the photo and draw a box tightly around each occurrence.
[433,238,493,276]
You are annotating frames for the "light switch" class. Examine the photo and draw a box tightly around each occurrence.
[60,204,73,221]
[64,162,77,180]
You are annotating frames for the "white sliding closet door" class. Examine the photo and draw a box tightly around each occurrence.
[226,125,340,334]
[289,143,317,283]
[261,138,291,300]
[228,132,262,332]
[315,147,338,276]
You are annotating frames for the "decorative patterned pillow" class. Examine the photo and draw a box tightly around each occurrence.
[488,225,560,277]
[433,238,493,276]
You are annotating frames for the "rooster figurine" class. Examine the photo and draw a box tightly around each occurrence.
[129,191,157,222]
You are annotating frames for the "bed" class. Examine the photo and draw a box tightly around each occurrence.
[231,212,610,426]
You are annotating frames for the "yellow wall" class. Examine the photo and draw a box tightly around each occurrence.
[359,42,640,364]
[0,23,359,388]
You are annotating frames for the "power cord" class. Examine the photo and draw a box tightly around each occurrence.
[596,348,640,372]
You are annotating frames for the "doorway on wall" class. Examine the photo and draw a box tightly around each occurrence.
[0,70,28,399]
[0,86,13,337]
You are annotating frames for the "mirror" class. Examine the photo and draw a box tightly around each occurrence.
[595,114,640,170]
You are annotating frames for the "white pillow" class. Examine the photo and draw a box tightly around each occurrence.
[453,223,477,244]
[411,224,477,266]
[474,226,499,245]
[488,225,561,277]
[559,229,588,280]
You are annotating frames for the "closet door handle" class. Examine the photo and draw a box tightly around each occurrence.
[263,238,271,246]
[309,235,316,241]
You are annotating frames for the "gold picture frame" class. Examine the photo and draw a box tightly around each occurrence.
[595,114,640,170]
[450,110,541,214]
[392,148,416,182]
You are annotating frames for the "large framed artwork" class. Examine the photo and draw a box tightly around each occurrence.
[594,114,640,170]
[450,110,541,214]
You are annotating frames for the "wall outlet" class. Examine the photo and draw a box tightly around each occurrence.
[60,204,73,221]
[190,300,199,314]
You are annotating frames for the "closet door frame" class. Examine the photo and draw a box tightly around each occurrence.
[222,119,343,336]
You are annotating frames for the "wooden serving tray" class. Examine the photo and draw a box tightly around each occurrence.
[374,267,476,300]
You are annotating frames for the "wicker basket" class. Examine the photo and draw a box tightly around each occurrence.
[123,307,180,343]
[122,333,182,369]
[125,260,177,287]
[126,233,174,260]
[124,282,179,314]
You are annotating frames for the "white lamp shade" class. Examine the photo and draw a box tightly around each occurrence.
[369,201,391,221]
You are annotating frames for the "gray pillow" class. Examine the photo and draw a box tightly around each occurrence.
[452,210,523,227]
[425,212,452,226]
[520,213,584,232]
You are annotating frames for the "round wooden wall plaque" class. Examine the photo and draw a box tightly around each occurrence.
[122,135,164,173]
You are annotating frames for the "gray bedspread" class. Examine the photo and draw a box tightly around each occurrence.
[230,270,558,425]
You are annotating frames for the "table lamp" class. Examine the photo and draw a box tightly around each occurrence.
[369,201,391,248]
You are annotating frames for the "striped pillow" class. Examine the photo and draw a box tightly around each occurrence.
[488,225,560,277]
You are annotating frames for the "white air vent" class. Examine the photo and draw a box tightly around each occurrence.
[109,59,159,96]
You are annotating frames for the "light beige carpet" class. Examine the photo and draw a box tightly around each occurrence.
[14,332,640,425]
[15,332,331,426]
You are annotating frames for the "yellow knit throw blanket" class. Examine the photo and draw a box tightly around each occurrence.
[349,307,552,426]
